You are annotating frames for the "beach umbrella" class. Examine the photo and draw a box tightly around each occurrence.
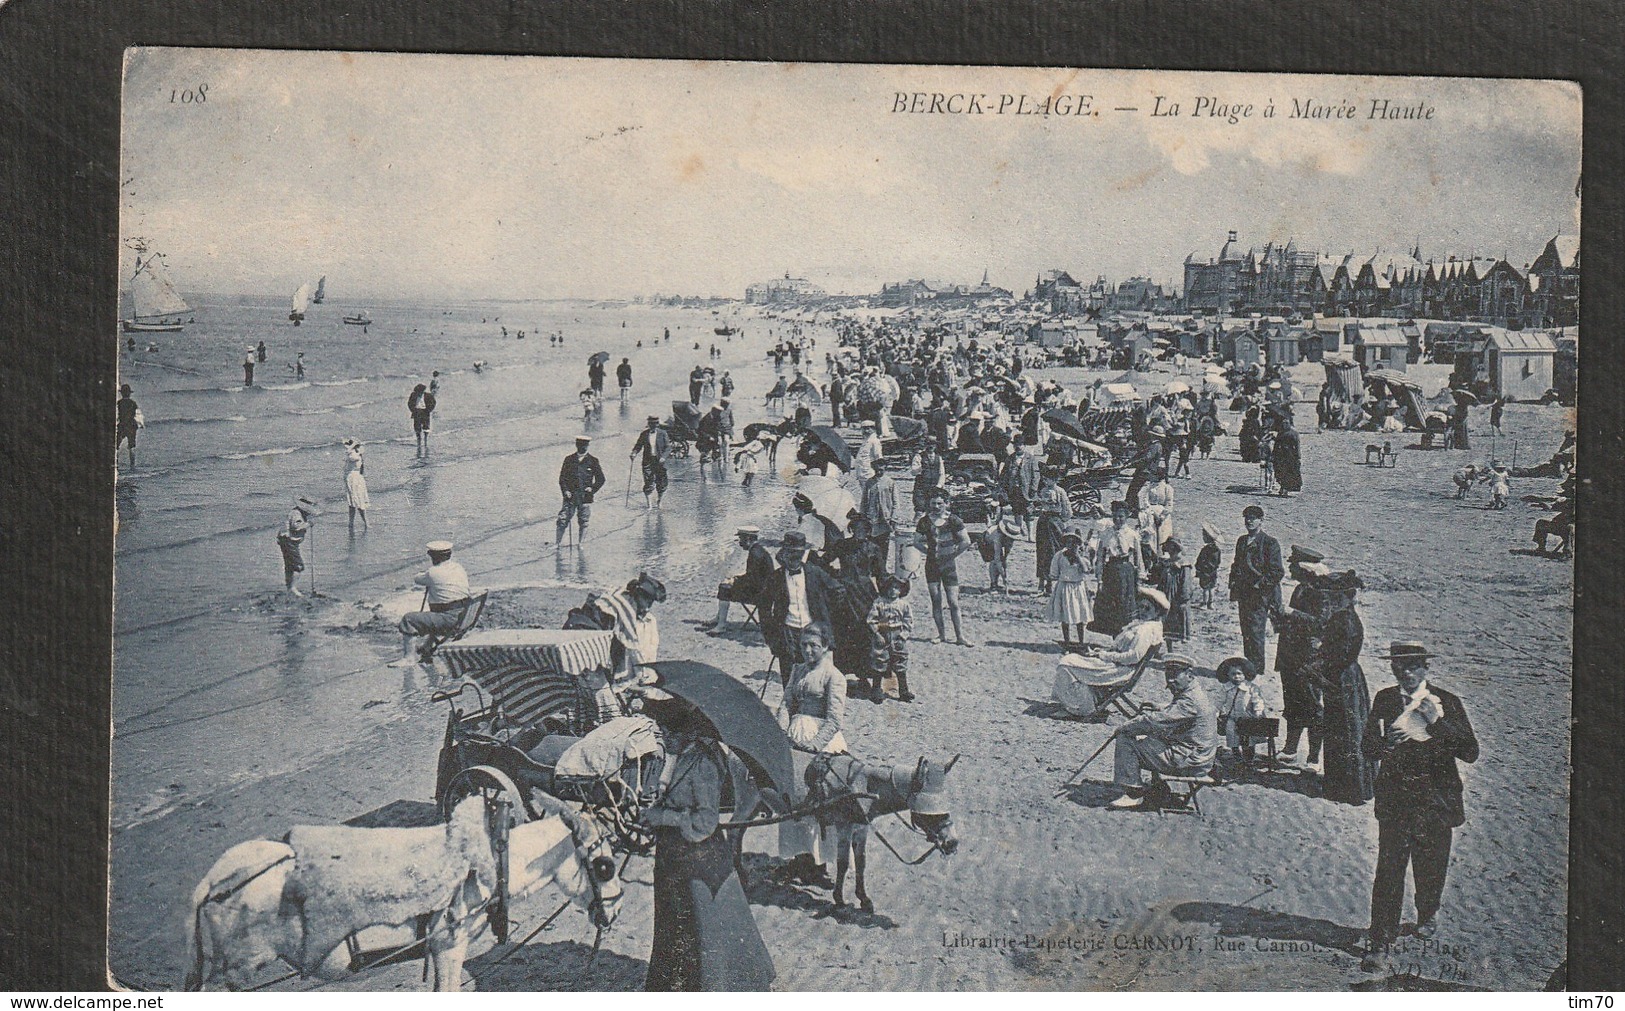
[792,473,858,524]
[641,660,796,810]
[1165,380,1191,395]
[854,374,891,405]
[588,351,610,367]
[1449,388,1477,406]
[804,426,854,471]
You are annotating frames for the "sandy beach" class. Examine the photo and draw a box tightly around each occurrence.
[109,352,1571,992]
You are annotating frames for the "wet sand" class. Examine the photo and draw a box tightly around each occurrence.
[109,362,1571,991]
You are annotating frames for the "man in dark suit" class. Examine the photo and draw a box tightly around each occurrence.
[556,435,606,541]
[1360,641,1479,969]
[1227,504,1284,672]
[758,531,835,684]
[702,526,777,632]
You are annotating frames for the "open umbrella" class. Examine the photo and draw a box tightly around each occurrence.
[1165,380,1191,395]
[1448,387,1478,406]
[588,351,610,367]
[786,375,823,405]
[1042,407,1093,443]
[804,425,854,471]
[791,472,857,526]
[642,660,796,811]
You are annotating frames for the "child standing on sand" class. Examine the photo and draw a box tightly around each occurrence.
[866,574,914,704]
[1217,657,1268,764]
[1195,521,1222,608]
[1048,531,1092,647]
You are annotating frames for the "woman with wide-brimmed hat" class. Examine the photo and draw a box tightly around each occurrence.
[276,495,322,595]
[1047,530,1092,646]
[341,437,369,532]
[1302,569,1376,804]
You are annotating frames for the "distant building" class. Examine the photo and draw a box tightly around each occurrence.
[745,273,826,305]
[1526,235,1580,327]
[877,279,937,307]
[1032,269,1086,313]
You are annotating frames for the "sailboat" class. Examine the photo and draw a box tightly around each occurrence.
[289,282,312,325]
[342,310,372,326]
[313,276,326,304]
[122,241,191,332]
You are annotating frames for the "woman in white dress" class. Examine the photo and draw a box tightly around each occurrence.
[776,622,846,884]
[342,437,369,532]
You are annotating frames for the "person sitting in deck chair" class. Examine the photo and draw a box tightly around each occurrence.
[392,540,471,666]
[1052,587,1168,717]
[1107,654,1219,809]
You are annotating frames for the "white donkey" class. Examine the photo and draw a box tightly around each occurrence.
[185,792,623,991]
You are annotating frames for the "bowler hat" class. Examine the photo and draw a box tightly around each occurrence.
[120,384,133,395]
[780,531,810,551]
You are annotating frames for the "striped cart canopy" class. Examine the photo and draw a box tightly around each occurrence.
[435,629,616,730]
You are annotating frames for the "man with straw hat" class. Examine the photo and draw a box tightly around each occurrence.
[243,346,257,387]
[1361,641,1479,968]
[392,540,471,666]
[276,495,322,595]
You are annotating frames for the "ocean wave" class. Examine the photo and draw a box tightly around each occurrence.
[147,414,248,426]
[253,381,312,392]
[221,446,304,460]
[292,407,336,416]
[337,402,367,410]
[313,377,371,387]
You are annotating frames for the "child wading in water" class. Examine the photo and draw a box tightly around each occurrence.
[1048,531,1092,647]
[867,574,914,703]
[1195,521,1222,608]
[1217,656,1268,764]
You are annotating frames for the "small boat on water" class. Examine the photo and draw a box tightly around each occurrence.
[122,240,191,332]
[343,311,372,326]
[289,282,312,326]
[714,325,738,336]
[312,275,326,304]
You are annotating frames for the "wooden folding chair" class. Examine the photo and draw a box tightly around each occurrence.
[1152,771,1216,817]
[1096,644,1163,720]
[418,590,489,661]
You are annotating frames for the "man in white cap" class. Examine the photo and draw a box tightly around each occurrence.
[1107,654,1219,809]
[558,436,606,540]
[277,495,321,595]
[702,527,775,632]
[243,347,256,387]
[392,540,472,666]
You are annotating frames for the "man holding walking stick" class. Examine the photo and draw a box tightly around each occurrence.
[558,435,606,543]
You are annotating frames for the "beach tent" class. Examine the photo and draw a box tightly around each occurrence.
[1485,330,1556,401]
[1321,353,1364,402]
[1364,369,1428,430]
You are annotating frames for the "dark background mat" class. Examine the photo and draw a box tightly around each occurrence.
[1,0,1619,990]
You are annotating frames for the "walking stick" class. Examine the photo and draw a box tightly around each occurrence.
[307,523,317,596]
[624,456,635,507]
[1056,729,1117,797]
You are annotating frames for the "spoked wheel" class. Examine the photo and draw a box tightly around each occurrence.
[1066,485,1102,515]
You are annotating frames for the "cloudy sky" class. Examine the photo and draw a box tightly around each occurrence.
[121,50,1582,301]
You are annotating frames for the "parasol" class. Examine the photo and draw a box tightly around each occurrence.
[854,374,892,405]
[1448,388,1477,406]
[1165,380,1191,395]
[588,351,610,367]
[805,425,854,471]
[791,472,857,525]
[642,660,796,810]
[1042,408,1093,443]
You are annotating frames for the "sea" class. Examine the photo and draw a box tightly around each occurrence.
[112,294,827,830]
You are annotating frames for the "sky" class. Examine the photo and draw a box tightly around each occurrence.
[120,50,1583,301]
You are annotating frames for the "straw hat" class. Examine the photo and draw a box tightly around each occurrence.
[1376,640,1435,661]
[294,495,323,516]
[1137,587,1170,612]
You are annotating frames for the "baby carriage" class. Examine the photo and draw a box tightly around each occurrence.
[664,400,703,459]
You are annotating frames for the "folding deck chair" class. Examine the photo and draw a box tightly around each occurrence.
[1093,643,1164,720]
[418,590,489,661]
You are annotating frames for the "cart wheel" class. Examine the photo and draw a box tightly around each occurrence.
[441,765,528,826]
[1066,486,1100,515]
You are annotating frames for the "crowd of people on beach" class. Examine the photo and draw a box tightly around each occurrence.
[123,306,1564,987]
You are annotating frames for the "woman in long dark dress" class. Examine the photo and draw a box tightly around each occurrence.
[1304,571,1376,804]
[1031,469,1072,593]
[1089,500,1143,636]
[642,709,776,991]
[824,516,883,678]
[1238,406,1262,463]
[1272,420,1303,496]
